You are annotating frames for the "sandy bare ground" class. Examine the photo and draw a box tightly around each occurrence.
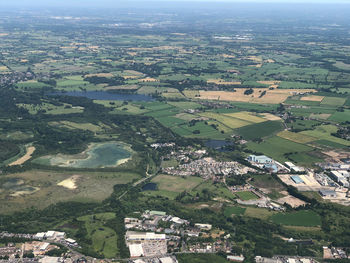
[9,146,36,166]
[261,113,282,121]
[257,80,281,85]
[207,79,241,85]
[84,73,114,78]
[139,77,159,82]
[300,95,324,102]
[57,175,80,190]
[277,195,306,208]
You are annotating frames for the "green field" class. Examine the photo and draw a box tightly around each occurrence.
[199,112,251,129]
[328,110,350,123]
[247,136,316,164]
[300,125,350,146]
[235,191,259,201]
[235,121,283,140]
[270,210,321,227]
[321,96,346,106]
[78,212,119,258]
[177,254,230,263]
[143,175,204,199]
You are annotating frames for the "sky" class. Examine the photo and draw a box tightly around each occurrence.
[0,0,349,8]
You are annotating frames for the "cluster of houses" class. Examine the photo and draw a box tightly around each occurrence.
[323,246,349,259]
[124,210,238,260]
[163,156,251,180]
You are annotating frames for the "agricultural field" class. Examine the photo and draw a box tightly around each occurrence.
[300,125,350,147]
[235,121,283,140]
[246,136,318,164]
[188,89,316,104]
[277,130,317,144]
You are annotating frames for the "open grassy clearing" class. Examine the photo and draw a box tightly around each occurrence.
[143,175,204,199]
[17,102,83,115]
[224,206,246,217]
[250,174,285,192]
[0,131,34,141]
[270,210,321,227]
[78,212,119,258]
[49,121,105,132]
[244,207,277,220]
[0,170,140,214]
[235,191,259,201]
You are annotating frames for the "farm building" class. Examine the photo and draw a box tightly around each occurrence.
[330,171,350,187]
[291,175,304,184]
[285,162,304,173]
[264,163,278,173]
[227,255,245,262]
[319,189,337,198]
[248,155,273,164]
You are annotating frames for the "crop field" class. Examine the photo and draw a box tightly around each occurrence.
[300,125,350,146]
[188,89,317,104]
[235,191,259,200]
[247,136,315,164]
[235,121,283,140]
[277,130,317,144]
[328,109,350,123]
[270,210,321,227]
[300,95,325,102]
[199,112,251,129]
[143,175,203,199]
[223,111,266,123]
[321,96,347,106]
[78,212,119,258]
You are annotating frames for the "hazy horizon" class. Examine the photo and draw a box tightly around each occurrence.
[1,0,350,8]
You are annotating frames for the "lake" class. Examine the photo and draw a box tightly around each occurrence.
[50,91,155,101]
[36,142,133,168]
